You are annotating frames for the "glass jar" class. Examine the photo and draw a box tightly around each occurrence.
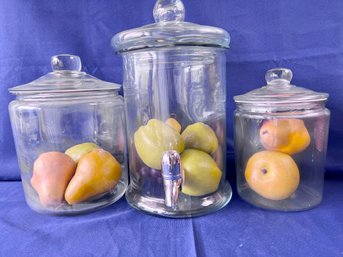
[234,68,330,211]
[112,0,232,217]
[8,54,128,215]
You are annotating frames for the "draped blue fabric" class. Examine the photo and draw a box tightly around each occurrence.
[0,1,342,256]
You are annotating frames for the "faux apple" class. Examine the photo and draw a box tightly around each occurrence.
[259,118,310,155]
[245,151,300,200]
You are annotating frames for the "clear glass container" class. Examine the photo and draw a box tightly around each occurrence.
[8,54,128,215]
[112,0,232,217]
[234,68,330,211]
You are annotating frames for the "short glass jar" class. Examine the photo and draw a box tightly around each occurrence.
[8,54,128,215]
[234,68,330,211]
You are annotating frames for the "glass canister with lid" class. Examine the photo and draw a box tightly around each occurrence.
[8,54,128,215]
[234,68,330,211]
[112,0,232,217]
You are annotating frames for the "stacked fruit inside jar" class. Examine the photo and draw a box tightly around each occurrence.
[244,119,310,200]
[31,143,122,207]
[134,118,222,196]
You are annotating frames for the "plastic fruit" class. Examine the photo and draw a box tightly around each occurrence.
[181,122,218,154]
[65,142,99,163]
[165,118,181,133]
[212,146,224,171]
[259,119,310,155]
[134,119,185,170]
[245,151,300,200]
[64,148,122,205]
[31,152,76,206]
[181,149,222,196]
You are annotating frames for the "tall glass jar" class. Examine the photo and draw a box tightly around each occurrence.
[8,54,128,215]
[112,0,232,217]
[234,68,330,211]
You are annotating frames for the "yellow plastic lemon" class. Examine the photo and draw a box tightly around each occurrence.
[181,122,218,154]
[181,149,222,196]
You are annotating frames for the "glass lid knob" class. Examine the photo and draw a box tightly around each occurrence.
[265,68,293,85]
[153,0,185,23]
[51,54,82,72]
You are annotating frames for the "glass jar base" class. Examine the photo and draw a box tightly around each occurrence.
[125,182,232,218]
[24,180,127,215]
[238,184,322,212]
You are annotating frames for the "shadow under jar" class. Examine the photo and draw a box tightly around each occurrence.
[234,68,330,211]
[8,54,128,215]
[112,0,232,217]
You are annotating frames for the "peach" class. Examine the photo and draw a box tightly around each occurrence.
[31,152,76,206]
[260,119,310,155]
[245,151,300,200]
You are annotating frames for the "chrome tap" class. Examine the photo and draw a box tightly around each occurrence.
[161,150,183,209]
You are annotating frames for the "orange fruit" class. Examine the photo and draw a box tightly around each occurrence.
[165,118,182,133]
[245,151,300,200]
[260,119,310,155]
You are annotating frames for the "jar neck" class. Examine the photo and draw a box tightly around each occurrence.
[14,90,119,102]
[236,101,328,115]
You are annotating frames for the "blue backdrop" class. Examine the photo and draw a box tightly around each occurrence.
[0,1,343,257]
[1,0,342,180]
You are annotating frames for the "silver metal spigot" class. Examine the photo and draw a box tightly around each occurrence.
[161,150,183,209]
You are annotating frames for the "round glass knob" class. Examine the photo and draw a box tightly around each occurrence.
[153,0,185,23]
[51,54,82,72]
[265,68,293,85]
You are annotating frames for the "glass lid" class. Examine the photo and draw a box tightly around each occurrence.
[9,54,120,95]
[112,0,230,53]
[234,68,329,105]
